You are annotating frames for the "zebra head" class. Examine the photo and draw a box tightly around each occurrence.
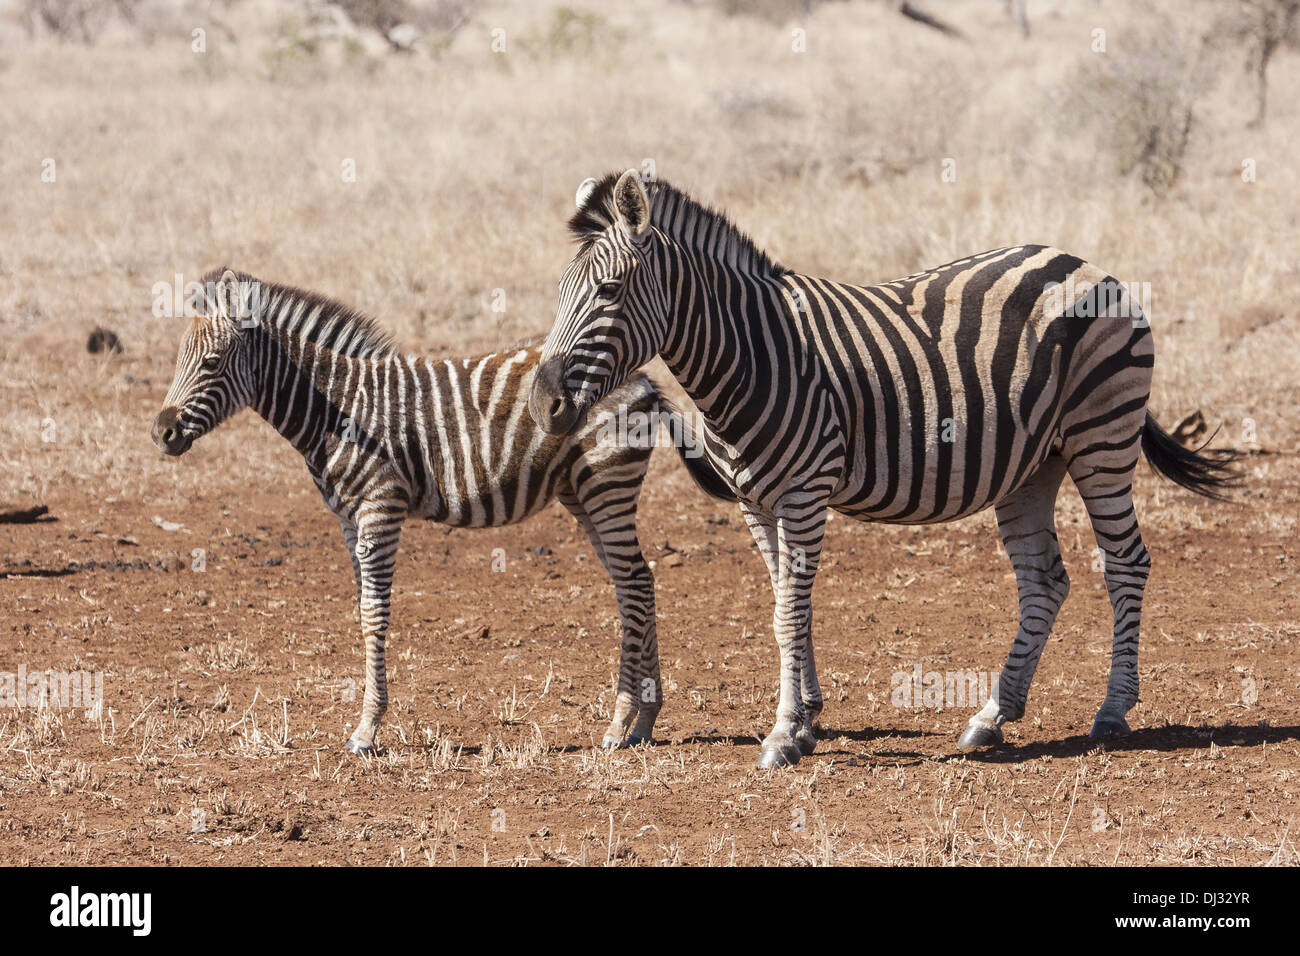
[152,269,259,456]
[530,169,667,435]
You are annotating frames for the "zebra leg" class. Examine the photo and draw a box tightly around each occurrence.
[797,612,823,754]
[559,488,659,749]
[958,456,1070,750]
[744,501,825,769]
[742,505,822,757]
[1071,463,1150,738]
[345,508,404,756]
[337,512,363,622]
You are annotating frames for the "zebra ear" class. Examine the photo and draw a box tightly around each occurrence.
[215,269,241,324]
[613,168,650,240]
[574,177,598,210]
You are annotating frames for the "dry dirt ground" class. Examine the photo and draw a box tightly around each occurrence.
[2,415,1297,866]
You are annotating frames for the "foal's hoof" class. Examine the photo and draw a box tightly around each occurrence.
[757,736,802,769]
[956,723,1003,751]
[602,732,649,750]
[1089,714,1131,738]
[347,737,377,756]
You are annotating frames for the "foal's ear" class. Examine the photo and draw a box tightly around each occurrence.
[575,177,598,210]
[215,269,242,322]
[613,168,650,240]
[185,281,210,320]
[215,269,260,331]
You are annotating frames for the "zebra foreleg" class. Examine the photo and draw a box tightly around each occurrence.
[345,511,404,756]
[796,610,822,755]
[625,610,661,747]
[747,502,825,769]
[959,457,1069,750]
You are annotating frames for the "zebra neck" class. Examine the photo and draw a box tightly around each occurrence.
[658,248,799,443]
[250,330,354,465]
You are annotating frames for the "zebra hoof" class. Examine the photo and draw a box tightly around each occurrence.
[956,723,1003,751]
[602,733,649,750]
[795,728,818,756]
[1089,714,1131,738]
[346,737,377,756]
[757,736,802,769]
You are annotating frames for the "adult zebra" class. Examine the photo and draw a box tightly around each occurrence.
[153,268,703,755]
[529,170,1240,768]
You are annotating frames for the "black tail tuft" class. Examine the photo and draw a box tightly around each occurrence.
[657,397,738,502]
[1141,413,1243,501]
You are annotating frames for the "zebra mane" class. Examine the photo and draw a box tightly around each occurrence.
[200,268,398,359]
[568,174,785,277]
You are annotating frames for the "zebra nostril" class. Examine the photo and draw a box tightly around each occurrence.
[549,398,566,420]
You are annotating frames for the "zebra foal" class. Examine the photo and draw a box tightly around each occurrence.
[153,268,692,755]
[530,170,1241,768]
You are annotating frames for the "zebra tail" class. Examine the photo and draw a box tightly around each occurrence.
[656,395,738,502]
[1140,412,1243,501]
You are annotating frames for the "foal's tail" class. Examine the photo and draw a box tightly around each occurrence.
[1141,413,1243,501]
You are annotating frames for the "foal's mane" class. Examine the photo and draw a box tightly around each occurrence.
[201,267,398,359]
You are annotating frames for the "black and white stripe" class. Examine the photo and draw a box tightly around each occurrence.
[154,268,674,754]
[531,170,1240,768]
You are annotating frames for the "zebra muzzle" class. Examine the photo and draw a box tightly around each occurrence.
[529,356,582,435]
[152,407,193,456]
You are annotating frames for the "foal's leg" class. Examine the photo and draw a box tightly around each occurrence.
[336,512,363,621]
[346,497,407,755]
[560,476,659,749]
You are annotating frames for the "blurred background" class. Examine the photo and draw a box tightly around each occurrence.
[0,0,1296,504]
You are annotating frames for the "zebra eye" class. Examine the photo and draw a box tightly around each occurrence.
[201,354,221,371]
[596,281,620,300]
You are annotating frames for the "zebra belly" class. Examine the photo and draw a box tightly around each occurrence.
[827,390,1065,524]
[824,351,1069,523]
[414,469,562,528]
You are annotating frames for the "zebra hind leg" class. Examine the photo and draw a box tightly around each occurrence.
[559,485,660,750]
[337,512,363,623]
[1069,460,1150,738]
[958,456,1070,750]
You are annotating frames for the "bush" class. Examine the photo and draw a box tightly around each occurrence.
[1070,16,1214,196]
